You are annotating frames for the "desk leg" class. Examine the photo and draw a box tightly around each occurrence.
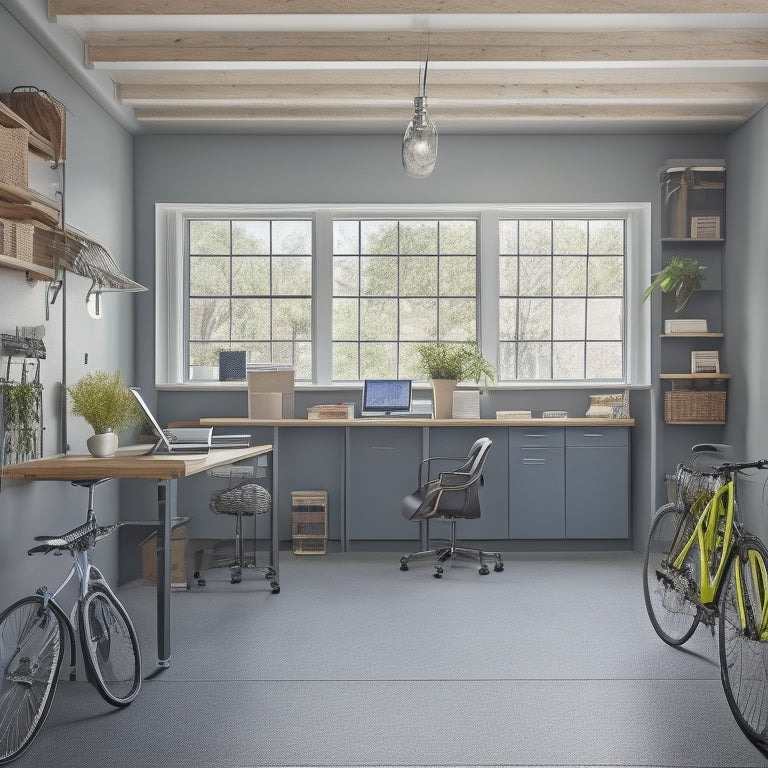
[271,428,279,579]
[156,478,175,669]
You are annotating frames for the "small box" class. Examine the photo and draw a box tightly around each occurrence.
[291,490,328,555]
[691,216,721,239]
[248,392,283,419]
[140,517,190,589]
[219,350,246,381]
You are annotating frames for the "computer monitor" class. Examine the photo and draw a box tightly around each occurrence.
[362,379,412,415]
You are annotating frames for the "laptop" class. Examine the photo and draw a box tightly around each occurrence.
[128,387,211,454]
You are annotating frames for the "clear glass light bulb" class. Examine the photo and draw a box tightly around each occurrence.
[402,96,438,179]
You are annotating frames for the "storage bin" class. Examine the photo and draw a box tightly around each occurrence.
[0,127,29,187]
[0,218,34,261]
[291,490,328,555]
[664,390,727,424]
[140,517,190,589]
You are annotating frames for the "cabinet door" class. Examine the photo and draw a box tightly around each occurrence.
[509,428,565,538]
[428,427,509,539]
[565,428,629,539]
[347,427,423,540]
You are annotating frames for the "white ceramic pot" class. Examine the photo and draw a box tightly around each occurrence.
[87,430,118,458]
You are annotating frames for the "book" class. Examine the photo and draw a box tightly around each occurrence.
[307,403,354,420]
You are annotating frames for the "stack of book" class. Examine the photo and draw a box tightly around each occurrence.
[307,403,354,420]
[495,410,532,420]
[664,318,708,334]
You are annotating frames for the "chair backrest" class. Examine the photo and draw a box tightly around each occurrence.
[432,437,492,520]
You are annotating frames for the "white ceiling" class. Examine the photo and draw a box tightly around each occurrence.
[11,1,768,135]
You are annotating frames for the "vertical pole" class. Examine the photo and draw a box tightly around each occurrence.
[156,478,175,668]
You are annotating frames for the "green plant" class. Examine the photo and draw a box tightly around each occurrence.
[416,342,495,384]
[642,254,706,303]
[67,370,141,434]
[3,381,41,459]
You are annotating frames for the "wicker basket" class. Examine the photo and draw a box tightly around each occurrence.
[0,127,29,188]
[0,218,34,261]
[664,390,727,424]
[6,89,66,164]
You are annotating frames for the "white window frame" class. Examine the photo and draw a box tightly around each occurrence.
[155,202,651,389]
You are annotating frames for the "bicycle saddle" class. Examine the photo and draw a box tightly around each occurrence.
[28,518,99,555]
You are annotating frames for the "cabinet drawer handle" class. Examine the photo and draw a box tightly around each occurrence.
[524,434,547,438]
[522,458,546,465]
[582,433,604,438]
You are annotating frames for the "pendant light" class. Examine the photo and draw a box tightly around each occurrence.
[402,59,438,179]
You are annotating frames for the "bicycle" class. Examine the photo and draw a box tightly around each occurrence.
[643,444,768,750]
[0,478,142,764]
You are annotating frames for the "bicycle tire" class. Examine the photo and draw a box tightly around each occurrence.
[78,586,141,707]
[643,502,701,646]
[719,535,768,749]
[0,596,65,764]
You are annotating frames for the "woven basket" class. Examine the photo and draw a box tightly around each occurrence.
[210,483,271,516]
[7,89,66,163]
[0,127,29,187]
[0,218,34,261]
[664,390,727,424]
[671,463,724,507]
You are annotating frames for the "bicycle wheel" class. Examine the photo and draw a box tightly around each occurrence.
[719,536,768,749]
[78,586,141,707]
[643,502,701,646]
[0,596,65,764]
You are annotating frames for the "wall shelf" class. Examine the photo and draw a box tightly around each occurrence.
[0,253,54,282]
[660,332,723,338]
[0,100,55,161]
[660,373,731,380]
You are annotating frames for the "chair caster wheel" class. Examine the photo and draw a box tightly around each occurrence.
[479,565,490,575]
[494,562,504,573]
[434,567,443,578]
[270,582,280,594]
[230,571,242,584]
[193,571,207,587]
[400,563,409,571]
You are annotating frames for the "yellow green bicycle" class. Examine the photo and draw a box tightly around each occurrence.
[644,447,768,749]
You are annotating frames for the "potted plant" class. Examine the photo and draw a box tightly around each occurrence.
[67,370,142,457]
[642,254,706,313]
[416,342,495,419]
[2,380,42,463]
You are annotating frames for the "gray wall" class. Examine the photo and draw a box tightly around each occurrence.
[724,105,768,539]
[0,6,135,602]
[134,131,727,548]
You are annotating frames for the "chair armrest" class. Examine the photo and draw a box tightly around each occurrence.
[417,455,465,487]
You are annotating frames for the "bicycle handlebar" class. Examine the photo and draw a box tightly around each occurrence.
[717,459,768,474]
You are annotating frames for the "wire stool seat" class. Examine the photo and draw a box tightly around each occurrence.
[208,465,279,592]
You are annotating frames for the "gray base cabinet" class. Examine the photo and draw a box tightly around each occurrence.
[565,428,629,538]
[346,427,423,541]
[508,428,566,538]
[429,427,510,539]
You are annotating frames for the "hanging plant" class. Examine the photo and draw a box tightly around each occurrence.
[3,380,42,462]
[642,254,706,312]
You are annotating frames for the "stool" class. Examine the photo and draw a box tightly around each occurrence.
[208,465,279,592]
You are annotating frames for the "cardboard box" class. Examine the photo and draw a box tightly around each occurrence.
[140,517,189,589]
[248,391,283,419]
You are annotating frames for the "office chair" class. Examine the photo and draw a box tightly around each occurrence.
[399,437,504,578]
[208,464,280,592]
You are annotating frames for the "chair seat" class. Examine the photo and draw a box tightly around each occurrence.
[210,483,271,516]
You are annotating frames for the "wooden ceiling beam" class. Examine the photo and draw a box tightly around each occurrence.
[49,1,768,15]
[115,81,768,104]
[85,29,768,65]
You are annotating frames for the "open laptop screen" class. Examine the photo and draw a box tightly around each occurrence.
[362,379,412,415]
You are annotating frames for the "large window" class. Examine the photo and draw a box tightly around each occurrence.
[186,218,312,379]
[332,219,477,380]
[155,204,650,388]
[498,218,625,381]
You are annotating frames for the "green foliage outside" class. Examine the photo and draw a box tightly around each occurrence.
[67,371,142,434]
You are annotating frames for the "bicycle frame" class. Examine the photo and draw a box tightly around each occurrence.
[36,528,125,679]
[672,478,735,607]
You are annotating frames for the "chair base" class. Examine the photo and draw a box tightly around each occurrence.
[399,520,503,578]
